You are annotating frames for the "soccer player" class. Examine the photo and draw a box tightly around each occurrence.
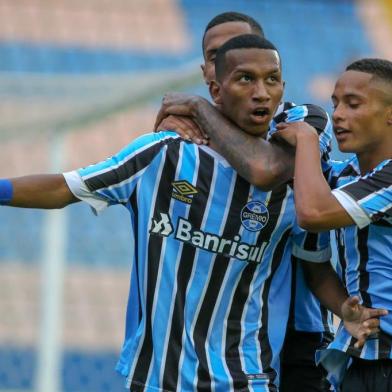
[155,11,264,139]
[155,12,334,392]
[0,36,384,392]
[271,58,392,391]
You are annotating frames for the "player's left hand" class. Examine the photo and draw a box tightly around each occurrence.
[271,121,318,147]
[154,93,209,143]
[342,296,388,349]
[155,114,207,145]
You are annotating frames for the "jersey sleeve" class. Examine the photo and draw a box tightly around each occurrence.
[64,131,179,214]
[332,159,392,228]
[269,103,332,166]
[291,223,332,263]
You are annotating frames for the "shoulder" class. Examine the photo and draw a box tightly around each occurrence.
[329,157,358,175]
[366,159,392,178]
[116,131,182,157]
[273,102,329,122]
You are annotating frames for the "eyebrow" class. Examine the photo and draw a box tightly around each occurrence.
[331,93,364,100]
[234,66,280,74]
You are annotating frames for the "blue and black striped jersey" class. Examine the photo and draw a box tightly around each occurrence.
[322,157,392,361]
[270,102,335,334]
[64,130,331,391]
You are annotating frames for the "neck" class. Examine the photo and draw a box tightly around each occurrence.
[357,148,392,174]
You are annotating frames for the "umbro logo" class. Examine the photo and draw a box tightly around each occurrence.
[171,180,198,204]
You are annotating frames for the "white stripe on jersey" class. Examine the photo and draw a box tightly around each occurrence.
[155,143,200,390]
[82,133,179,181]
[126,146,168,389]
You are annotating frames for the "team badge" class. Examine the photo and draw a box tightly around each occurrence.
[241,201,269,232]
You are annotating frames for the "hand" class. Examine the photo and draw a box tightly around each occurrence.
[155,115,208,145]
[154,92,210,140]
[271,121,318,147]
[342,296,388,348]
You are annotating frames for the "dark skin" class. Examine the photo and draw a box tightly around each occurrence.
[155,93,294,191]
[155,21,295,190]
[8,174,77,209]
[155,21,257,144]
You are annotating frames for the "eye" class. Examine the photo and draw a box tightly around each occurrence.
[348,102,360,109]
[267,75,278,83]
[239,74,252,82]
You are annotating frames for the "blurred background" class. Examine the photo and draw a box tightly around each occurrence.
[0,0,391,391]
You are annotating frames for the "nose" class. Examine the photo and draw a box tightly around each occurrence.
[253,80,269,101]
[332,103,344,123]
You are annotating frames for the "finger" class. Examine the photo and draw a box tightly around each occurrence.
[363,319,380,329]
[177,118,206,144]
[366,326,381,335]
[269,130,283,139]
[354,336,366,349]
[275,122,288,129]
[363,308,388,320]
[161,118,192,140]
[154,107,168,131]
[346,296,360,307]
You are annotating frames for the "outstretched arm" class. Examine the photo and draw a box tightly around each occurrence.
[155,93,295,190]
[2,174,78,209]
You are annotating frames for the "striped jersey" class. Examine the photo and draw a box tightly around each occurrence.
[270,102,334,333]
[64,130,331,392]
[318,157,392,386]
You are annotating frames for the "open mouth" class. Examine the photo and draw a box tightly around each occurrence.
[250,108,270,123]
[334,127,350,136]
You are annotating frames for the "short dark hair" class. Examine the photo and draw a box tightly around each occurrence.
[202,12,264,53]
[215,34,279,81]
[346,58,392,84]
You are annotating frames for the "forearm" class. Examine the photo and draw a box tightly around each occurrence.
[294,134,340,229]
[6,174,78,209]
[194,101,294,189]
[302,260,347,318]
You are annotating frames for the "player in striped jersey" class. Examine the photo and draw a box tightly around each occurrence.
[155,13,334,392]
[0,37,383,392]
[154,13,360,392]
[272,58,392,391]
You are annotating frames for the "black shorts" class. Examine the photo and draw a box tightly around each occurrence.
[280,329,333,392]
[341,357,392,392]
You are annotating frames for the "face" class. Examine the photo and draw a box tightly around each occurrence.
[332,70,392,154]
[202,21,254,85]
[210,48,284,137]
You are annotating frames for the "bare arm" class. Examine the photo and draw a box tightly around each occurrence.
[274,122,354,231]
[303,260,387,347]
[7,174,78,209]
[302,260,348,318]
[154,93,294,190]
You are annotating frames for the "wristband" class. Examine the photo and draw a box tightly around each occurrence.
[0,179,13,205]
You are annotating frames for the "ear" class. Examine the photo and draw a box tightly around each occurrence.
[209,80,222,105]
[387,104,392,126]
[200,64,208,85]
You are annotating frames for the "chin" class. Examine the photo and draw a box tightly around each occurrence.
[337,142,355,154]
